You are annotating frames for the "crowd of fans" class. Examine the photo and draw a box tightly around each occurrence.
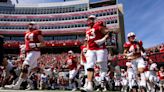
[3,40,83,48]
[0,53,113,90]
[0,43,164,91]
[37,53,80,72]
[0,50,163,91]
[3,38,117,48]
[146,43,164,55]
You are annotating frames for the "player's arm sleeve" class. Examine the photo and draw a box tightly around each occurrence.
[123,43,129,54]
[139,40,146,56]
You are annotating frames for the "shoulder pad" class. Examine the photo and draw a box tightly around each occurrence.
[35,30,42,35]
[123,42,131,48]
[94,21,105,27]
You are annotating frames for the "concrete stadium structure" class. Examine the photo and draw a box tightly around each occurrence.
[0,0,125,54]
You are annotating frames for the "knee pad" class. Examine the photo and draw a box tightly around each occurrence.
[22,65,29,73]
[87,68,94,72]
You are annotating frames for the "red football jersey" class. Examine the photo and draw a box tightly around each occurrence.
[66,56,77,70]
[25,30,42,52]
[80,45,87,63]
[158,71,164,80]
[124,40,143,54]
[86,21,106,50]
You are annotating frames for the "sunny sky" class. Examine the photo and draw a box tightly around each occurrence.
[11,0,164,48]
[119,0,164,48]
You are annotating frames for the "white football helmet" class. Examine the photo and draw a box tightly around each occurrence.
[29,21,36,25]
[127,32,135,38]
[88,15,96,19]
[29,21,39,29]
[68,50,74,54]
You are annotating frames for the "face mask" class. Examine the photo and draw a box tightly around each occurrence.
[128,36,136,42]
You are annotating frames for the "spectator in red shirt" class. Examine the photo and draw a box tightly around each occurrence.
[160,45,164,52]
[158,66,164,92]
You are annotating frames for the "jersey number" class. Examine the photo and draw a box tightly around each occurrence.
[25,33,34,41]
[87,28,96,40]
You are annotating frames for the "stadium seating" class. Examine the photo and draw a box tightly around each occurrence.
[3,40,83,48]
